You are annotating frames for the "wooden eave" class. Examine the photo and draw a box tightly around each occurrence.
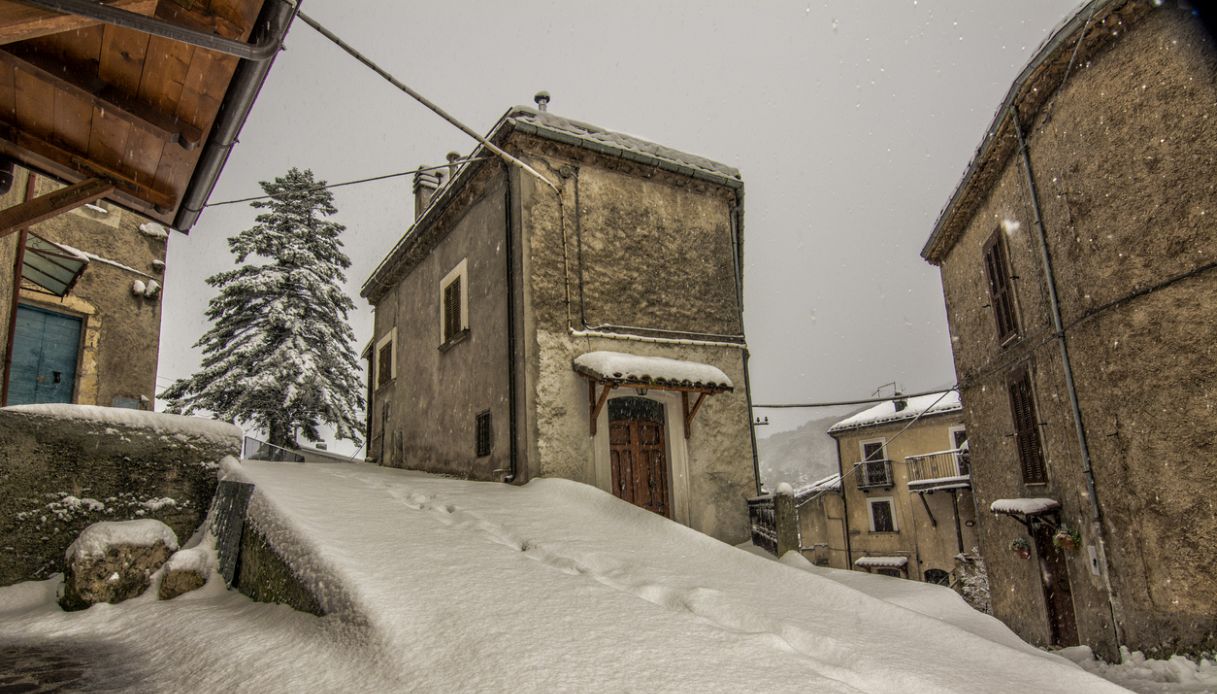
[581,374,731,439]
[0,0,283,230]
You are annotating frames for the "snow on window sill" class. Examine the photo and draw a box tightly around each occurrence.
[438,328,470,353]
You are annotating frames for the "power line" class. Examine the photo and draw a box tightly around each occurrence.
[295,10,557,193]
[204,158,488,208]
[753,387,957,409]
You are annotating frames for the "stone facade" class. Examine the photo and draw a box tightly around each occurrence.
[828,404,977,584]
[364,107,757,544]
[0,167,167,409]
[924,2,1217,658]
[793,481,847,569]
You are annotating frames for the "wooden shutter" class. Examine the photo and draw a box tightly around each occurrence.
[377,341,392,386]
[475,410,492,457]
[443,276,461,342]
[1008,366,1047,484]
[983,229,1019,345]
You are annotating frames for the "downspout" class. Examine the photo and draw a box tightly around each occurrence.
[172,0,301,230]
[1,171,36,405]
[950,489,965,554]
[1012,104,1122,645]
[831,434,853,568]
[502,163,519,483]
[731,196,761,496]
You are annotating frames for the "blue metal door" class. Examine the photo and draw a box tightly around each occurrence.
[6,305,82,405]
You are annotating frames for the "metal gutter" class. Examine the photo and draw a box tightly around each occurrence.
[172,0,301,232]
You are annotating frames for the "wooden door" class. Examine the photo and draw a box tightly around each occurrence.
[1033,522,1079,646]
[608,397,671,518]
[7,305,81,405]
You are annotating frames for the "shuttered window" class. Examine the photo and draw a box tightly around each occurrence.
[476,410,492,457]
[377,341,393,386]
[1008,366,1047,484]
[443,276,462,343]
[983,228,1020,345]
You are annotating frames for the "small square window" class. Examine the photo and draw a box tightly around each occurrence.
[869,498,897,533]
[476,410,492,458]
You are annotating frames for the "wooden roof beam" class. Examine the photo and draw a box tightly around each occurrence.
[0,126,178,211]
[0,0,156,45]
[0,176,113,238]
[0,46,203,150]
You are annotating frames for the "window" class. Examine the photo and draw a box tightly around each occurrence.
[949,425,967,450]
[983,228,1020,345]
[1008,365,1047,484]
[439,259,468,347]
[868,498,897,533]
[876,568,903,578]
[924,568,950,586]
[475,410,492,457]
[857,439,892,488]
[374,329,396,387]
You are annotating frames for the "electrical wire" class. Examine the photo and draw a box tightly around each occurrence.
[203,158,489,208]
[753,387,959,409]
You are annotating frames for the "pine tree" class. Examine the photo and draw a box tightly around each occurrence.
[162,168,364,449]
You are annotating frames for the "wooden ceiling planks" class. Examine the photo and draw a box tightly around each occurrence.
[0,0,278,225]
[0,0,155,45]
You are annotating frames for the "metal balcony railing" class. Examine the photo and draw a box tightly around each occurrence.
[904,448,971,490]
[855,459,894,489]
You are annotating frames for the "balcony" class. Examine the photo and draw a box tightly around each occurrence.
[855,459,894,489]
[905,448,971,491]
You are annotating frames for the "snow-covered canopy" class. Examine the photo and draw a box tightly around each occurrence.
[828,390,961,434]
[22,232,88,296]
[854,556,910,569]
[573,351,733,391]
[990,498,1061,516]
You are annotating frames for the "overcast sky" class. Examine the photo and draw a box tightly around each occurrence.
[158,0,1080,447]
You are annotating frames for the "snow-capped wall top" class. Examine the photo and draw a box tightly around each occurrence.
[506,107,741,185]
[796,473,843,498]
[573,351,733,391]
[65,519,179,561]
[827,391,961,435]
[4,404,241,445]
[990,498,1061,516]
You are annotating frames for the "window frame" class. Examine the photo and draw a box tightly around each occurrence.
[983,227,1021,346]
[1007,364,1048,485]
[867,497,898,533]
[439,259,469,348]
[475,410,492,458]
[373,328,396,389]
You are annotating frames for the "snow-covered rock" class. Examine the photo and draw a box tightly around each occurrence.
[158,547,211,600]
[60,520,178,610]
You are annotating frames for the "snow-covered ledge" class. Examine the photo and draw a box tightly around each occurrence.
[573,351,733,439]
[989,498,1061,516]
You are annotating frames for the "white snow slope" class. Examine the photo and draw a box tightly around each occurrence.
[0,461,1130,692]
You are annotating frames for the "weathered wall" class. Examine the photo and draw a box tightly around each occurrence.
[797,491,848,569]
[0,407,240,585]
[936,6,1217,657]
[834,414,977,582]
[369,168,512,479]
[513,137,755,545]
[0,168,166,407]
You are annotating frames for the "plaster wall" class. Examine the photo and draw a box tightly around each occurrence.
[936,6,1217,656]
[369,171,511,480]
[796,492,848,569]
[0,168,166,408]
[834,415,978,581]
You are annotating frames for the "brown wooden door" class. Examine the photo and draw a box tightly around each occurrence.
[1033,522,1079,646]
[608,397,671,518]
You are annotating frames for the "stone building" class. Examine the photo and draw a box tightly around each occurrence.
[826,392,977,584]
[921,0,1217,658]
[1,167,167,408]
[362,99,758,544]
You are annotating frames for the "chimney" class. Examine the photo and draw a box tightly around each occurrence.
[446,151,461,179]
[534,90,550,112]
[412,166,440,220]
[893,392,908,412]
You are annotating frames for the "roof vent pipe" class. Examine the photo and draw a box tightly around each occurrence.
[534,90,550,112]
[412,167,440,220]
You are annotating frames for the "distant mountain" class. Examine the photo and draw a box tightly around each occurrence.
[755,411,861,492]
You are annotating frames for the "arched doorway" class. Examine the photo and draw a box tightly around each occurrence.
[608,397,671,518]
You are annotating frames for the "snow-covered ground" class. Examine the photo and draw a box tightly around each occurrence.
[0,461,1208,692]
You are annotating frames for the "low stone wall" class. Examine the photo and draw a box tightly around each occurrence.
[0,405,240,585]
[234,523,325,616]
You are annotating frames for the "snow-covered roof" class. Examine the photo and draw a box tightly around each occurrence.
[506,107,741,186]
[990,498,1061,516]
[796,473,842,498]
[828,391,961,435]
[573,351,733,391]
[854,556,909,569]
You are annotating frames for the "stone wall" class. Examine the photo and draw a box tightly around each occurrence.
[935,6,1217,657]
[0,406,239,585]
[796,491,848,569]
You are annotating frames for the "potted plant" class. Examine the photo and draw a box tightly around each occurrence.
[1009,537,1032,560]
[1053,527,1082,552]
